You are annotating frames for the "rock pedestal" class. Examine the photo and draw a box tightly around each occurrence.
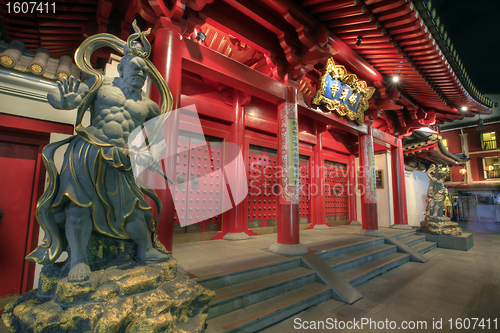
[420,216,462,235]
[2,234,214,333]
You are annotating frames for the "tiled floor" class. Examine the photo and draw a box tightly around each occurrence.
[2,223,499,332]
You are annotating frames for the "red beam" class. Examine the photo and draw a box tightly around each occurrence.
[181,37,285,104]
[372,127,398,147]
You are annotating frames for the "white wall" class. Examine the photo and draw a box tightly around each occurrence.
[375,151,394,227]
[355,151,395,228]
[405,170,429,226]
[0,68,75,124]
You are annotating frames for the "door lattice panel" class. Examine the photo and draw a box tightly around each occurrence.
[247,145,278,228]
[299,155,310,224]
[324,160,348,223]
[173,131,223,234]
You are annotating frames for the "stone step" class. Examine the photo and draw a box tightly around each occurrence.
[208,267,315,319]
[194,257,302,290]
[205,282,332,333]
[325,244,398,273]
[316,236,386,261]
[402,235,427,247]
[391,230,416,240]
[411,241,437,254]
[340,252,411,287]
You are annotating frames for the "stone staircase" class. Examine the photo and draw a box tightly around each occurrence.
[393,230,437,255]
[197,230,436,333]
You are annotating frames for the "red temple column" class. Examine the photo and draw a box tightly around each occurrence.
[390,137,412,229]
[357,127,384,236]
[151,24,182,251]
[223,90,252,240]
[269,86,308,255]
[310,122,329,229]
[348,153,359,225]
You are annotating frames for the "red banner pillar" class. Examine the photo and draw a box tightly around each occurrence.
[348,153,359,224]
[357,127,384,237]
[310,122,329,229]
[390,137,412,229]
[150,24,182,251]
[269,86,308,255]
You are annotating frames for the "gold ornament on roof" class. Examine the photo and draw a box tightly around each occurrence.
[57,71,69,80]
[0,55,14,67]
[30,63,43,74]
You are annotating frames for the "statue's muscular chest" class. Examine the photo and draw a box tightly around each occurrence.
[95,84,149,123]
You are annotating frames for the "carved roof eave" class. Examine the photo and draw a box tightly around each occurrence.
[414,0,494,110]
[404,137,468,166]
[405,147,468,165]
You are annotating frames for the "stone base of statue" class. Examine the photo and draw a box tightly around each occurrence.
[2,233,214,333]
[420,216,462,235]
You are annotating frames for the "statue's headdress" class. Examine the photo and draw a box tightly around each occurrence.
[124,21,151,58]
[72,20,172,128]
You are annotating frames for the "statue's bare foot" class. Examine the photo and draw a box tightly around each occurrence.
[138,248,169,263]
[68,263,91,282]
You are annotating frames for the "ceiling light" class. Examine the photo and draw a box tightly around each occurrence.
[195,31,206,42]
[356,36,362,47]
[461,106,467,111]
[392,73,400,82]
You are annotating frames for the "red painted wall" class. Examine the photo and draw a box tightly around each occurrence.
[440,130,462,154]
[322,131,351,154]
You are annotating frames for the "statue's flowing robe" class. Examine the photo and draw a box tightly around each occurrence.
[26,126,162,264]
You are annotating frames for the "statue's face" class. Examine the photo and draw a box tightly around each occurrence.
[120,56,147,89]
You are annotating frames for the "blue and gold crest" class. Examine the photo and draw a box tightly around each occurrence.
[312,58,376,125]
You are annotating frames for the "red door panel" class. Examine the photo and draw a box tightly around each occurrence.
[299,156,310,225]
[247,145,278,229]
[173,131,224,234]
[0,141,38,296]
[324,160,348,225]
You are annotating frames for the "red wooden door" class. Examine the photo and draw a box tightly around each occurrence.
[324,160,348,225]
[173,131,224,234]
[0,141,38,296]
[298,155,311,225]
[247,145,279,229]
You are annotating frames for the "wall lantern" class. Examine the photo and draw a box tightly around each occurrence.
[459,167,467,183]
